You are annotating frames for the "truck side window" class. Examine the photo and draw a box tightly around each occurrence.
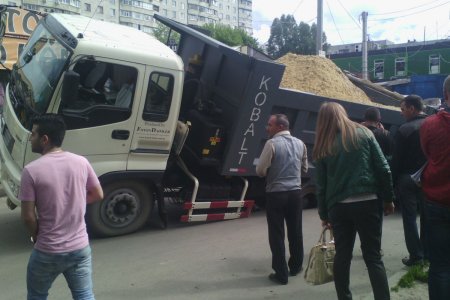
[143,72,174,122]
[61,59,138,130]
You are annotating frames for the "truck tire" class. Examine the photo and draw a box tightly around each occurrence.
[86,181,153,237]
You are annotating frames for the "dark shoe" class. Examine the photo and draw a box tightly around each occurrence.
[289,267,303,276]
[402,257,423,267]
[268,273,288,285]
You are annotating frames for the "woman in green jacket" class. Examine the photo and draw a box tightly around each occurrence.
[313,102,395,300]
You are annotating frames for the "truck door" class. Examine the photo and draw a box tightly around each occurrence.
[56,58,145,174]
[127,66,182,172]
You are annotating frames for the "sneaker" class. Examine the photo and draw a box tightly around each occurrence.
[268,273,288,285]
[402,257,423,267]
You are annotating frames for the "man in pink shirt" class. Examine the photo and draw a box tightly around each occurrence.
[20,114,103,300]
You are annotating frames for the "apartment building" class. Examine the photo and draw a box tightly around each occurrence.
[1,0,252,35]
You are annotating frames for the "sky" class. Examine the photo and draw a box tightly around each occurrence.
[252,0,450,46]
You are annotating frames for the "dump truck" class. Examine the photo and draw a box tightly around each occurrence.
[0,12,404,237]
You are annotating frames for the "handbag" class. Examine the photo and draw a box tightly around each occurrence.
[410,162,428,187]
[304,227,335,285]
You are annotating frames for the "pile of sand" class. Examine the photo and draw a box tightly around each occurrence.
[276,53,383,106]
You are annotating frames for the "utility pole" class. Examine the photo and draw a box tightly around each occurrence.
[361,11,368,80]
[316,0,323,55]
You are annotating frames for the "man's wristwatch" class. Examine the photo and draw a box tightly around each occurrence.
[30,236,36,244]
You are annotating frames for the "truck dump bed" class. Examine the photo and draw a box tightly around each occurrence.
[155,15,403,178]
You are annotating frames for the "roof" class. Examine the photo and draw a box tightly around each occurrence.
[50,14,183,70]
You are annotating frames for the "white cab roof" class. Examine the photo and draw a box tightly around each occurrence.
[51,14,183,71]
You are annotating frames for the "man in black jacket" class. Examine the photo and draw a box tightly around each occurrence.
[362,107,393,160]
[391,95,427,267]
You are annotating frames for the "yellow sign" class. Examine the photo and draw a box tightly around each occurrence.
[1,7,41,70]
[209,136,221,146]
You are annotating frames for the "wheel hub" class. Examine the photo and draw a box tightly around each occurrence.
[104,190,139,227]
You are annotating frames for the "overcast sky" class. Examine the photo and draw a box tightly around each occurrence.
[252,0,450,46]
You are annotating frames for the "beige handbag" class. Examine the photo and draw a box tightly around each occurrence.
[304,227,335,285]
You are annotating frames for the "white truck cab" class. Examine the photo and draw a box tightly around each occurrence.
[0,14,184,236]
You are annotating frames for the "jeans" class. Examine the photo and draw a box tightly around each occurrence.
[266,190,303,283]
[397,174,426,260]
[329,200,390,300]
[27,245,95,300]
[423,201,450,300]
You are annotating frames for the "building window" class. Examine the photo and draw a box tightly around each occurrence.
[172,11,176,18]
[181,3,184,9]
[23,3,39,10]
[172,0,176,6]
[110,0,115,4]
[97,6,104,14]
[110,8,116,16]
[84,3,91,11]
[429,54,440,74]
[142,26,153,34]
[162,9,167,16]
[120,10,132,17]
[374,60,384,80]
[395,57,406,77]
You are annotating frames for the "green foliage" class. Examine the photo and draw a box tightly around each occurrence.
[267,14,328,59]
[391,262,429,292]
[152,22,180,46]
[202,23,241,46]
[201,23,260,50]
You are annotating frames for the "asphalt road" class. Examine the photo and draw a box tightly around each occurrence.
[0,198,414,300]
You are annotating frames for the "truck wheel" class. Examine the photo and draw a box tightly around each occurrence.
[86,181,153,237]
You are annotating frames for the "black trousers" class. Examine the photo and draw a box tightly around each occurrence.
[396,174,427,260]
[329,200,390,300]
[265,189,303,282]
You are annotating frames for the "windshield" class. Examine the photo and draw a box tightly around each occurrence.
[9,23,69,126]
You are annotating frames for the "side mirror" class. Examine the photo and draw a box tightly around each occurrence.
[61,70,80,107]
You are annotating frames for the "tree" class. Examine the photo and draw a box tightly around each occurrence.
[201,23,260,50]
[267,15,329,59]
[267,15,299,58]
[152,22,180,47]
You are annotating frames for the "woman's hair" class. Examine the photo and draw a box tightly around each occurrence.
[313,102,367,160]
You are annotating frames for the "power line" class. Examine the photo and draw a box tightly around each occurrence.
[370,0,444,15]
[325,0,345,44]
[292,0,305,15]
[306,17,317,24]
[369,1,450,21]
[334,0,361,29]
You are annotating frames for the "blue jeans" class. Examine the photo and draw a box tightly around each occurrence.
[424,201,450,300]
[329,200,390,300]
[27,245,95,300]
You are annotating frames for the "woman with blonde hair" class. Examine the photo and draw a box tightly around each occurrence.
[313,102,395,300]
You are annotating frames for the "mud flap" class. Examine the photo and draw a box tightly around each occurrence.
[156,183,168,228]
